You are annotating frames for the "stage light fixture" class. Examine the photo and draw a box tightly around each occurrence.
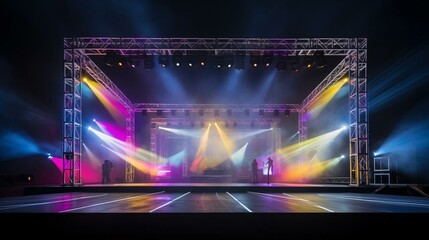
[117,55,126,67]
[187,52,196,67]
[227,109,232,116]
[171,110,176,116]
[158,55,169,67]
[263,53,273,67]
[199,109,204,116]
[276,55,287,71]
[173,51,183,67]
[143,55,155,70]
[273,110,279,116]
[303,54,314,68]
[224,55,234,68]
[314,50,327,68]
[104,50,117,67]
[250,53,261,68]
[285,109,290,117]
[127,56,139,68]
[198,51,208,66]
[214,109,219,117]
[214,55,222,68]
[157,110,163,116]
[235,51,245,70]
[287,54,300,72]
[185,110,190,116]
[259,109,264,116]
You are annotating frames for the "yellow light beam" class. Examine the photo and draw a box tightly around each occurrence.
[190,124,212,174]
[308,78,348,118]
[214,123,235,157]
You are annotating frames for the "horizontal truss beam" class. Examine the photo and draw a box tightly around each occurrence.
[134,103,302,112]
[65,38,359,56]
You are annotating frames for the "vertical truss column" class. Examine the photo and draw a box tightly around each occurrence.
[125,109,135,183]
[182,141,188,177]
[63,41,82,186]
[150,125,157,181]
[349,39,368,186]
[273,124,281,176]
[298,110,307,182]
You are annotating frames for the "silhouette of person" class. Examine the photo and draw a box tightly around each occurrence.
[102,160,113,184]
[252,159,258,183]
[265,157,274,184]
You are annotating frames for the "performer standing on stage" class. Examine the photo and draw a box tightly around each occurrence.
[265,157,273,184]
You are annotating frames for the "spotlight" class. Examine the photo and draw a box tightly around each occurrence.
[259,109,264,117]
[157,110,163,116]
[263,53,273,67]
[224,55,234,68]
[185,110,190,116]
[104,50,117,67]
[171,110,176,116]
[198,51,208,66]
[303,54,314,68]
[341,125,347,131]
[151,123,157,128]
[341,155,345,159]
[244,109,250,116]
[187,52,196,67]
[199,109,204,116]
[92,118,96,122]
[250,53,261,68]
[158,55,169,67]
[173,51,183,67]
[227,109,232,117]
[214,55,222,68]
[285,109,290,117]
[128,56,140,68]
[214,109,219,117]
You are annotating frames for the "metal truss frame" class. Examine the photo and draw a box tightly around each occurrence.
[63,37,368,186]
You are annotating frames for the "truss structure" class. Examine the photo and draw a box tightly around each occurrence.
[63,38,368,186]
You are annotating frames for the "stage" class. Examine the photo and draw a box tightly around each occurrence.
[1,183,429,236]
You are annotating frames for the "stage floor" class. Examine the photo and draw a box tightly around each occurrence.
[1,191,429,213]
[2,184,428,236]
